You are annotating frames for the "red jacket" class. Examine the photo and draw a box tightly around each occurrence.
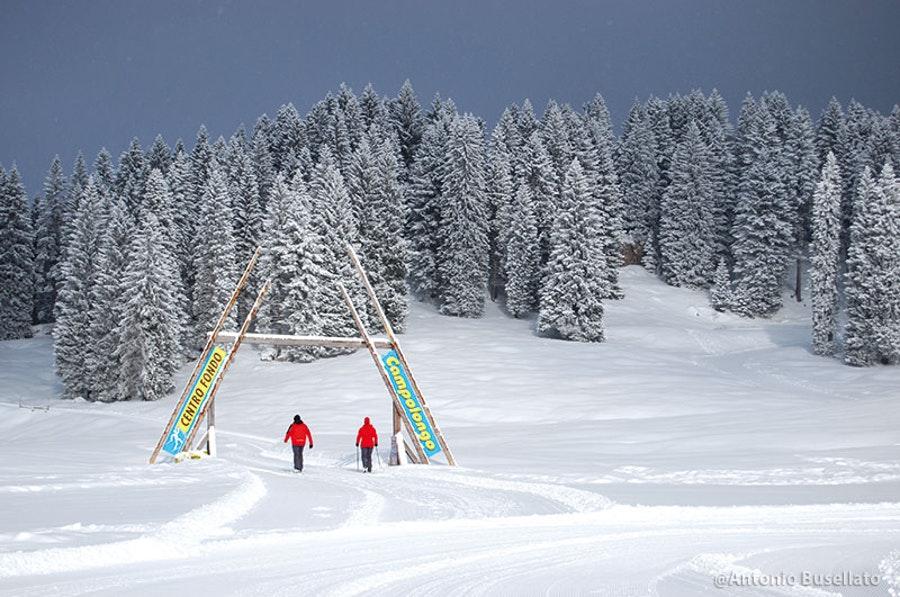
[356,417,378,448]
[284,422,313,447]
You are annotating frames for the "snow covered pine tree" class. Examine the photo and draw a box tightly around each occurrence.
[810,153,842,356]
[538,160,608,342]
[0,167,35,339]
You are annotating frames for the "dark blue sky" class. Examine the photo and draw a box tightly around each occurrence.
[2,0,898,194]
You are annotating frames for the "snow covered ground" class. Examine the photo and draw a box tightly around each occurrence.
[1,266,899,596]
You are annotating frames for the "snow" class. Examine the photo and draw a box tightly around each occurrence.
[1,266,899,595]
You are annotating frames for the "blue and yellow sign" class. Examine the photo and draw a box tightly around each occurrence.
[382,350,442,457]
[162,346,227,456]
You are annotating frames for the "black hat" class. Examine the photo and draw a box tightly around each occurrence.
[293,414,302,424]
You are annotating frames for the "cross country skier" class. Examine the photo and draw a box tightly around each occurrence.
[284,415,313,472]
[356,417,378,473]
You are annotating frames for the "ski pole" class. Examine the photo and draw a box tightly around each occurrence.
[356,446,360,472]
[376,446,383,469]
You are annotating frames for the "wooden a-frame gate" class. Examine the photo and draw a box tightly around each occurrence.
[149,244,456,467]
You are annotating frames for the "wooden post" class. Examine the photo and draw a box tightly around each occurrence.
[182,279,272,454]
[346,244,457,466]
[150,247,261,464]
[338,282,426,464]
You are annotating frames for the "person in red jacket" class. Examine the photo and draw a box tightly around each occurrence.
[283,414,313,472]
[355,417,378,473]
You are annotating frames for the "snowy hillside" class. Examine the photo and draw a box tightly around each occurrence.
[1,267,899,596]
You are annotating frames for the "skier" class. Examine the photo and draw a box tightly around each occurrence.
[283,414,313,472]
[355,417,378,473]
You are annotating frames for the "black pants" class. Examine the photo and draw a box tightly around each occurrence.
[360,447,373,472]
[292,445,305,471]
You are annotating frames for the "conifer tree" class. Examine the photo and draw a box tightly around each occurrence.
[816,98,845,166]
[407,102,454,299]
[0,167,35,339]
[390,80,424,174]
[844,167,894,366]
[58,153,89,272]
[33,157,67,322]
[309,148,365,346]
[167,150,194,290]
[271,103,306,174]
[147,134,172,174]
[891,105,900,167]
[486,138,514,299]
[116,138,147,218]
[842,101,873,179]
[731,107,792,317]
[192,165,238,343]
[226,138,263,321]
[788,106,821,299]
[616,101,659,257]
[93,148,115,194]
[538,160,607,342]
[142,169,176,249]
[337,83,364,154]
[191,125,213,200]
[347,133,409,329]
[518,99,539,140]
[114,211,183,400]
[325,97,355,171]
[709,260,732,311]
[858,163,900,363]
[878,163,900,361]
[68,152,89,215]
[143,167,189,334]
[438,115,490,317]
[810,153,842,356]
[541,101,574,198]
[258,174,326,362]
[504,177,540,317]
[365,139,410,330]
[360,83,387,131]
[587,113,626,299]
[252,119,275,211]
[54,178,104,398]
[645,96,675,267]
[167,152,196,352]
[86,196,132,401]
[522,131,558,267]
[347,135,379,232]
[29,194,41,247]
[659,122,716,288]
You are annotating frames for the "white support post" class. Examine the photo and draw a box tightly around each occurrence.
[206,401,217,457]
[390,432,407,466]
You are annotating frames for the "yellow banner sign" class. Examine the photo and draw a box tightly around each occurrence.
[163,346,227,455]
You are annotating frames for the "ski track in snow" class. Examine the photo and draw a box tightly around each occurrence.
[0,471,266,579]
[227,427,609,524]
[0,475,202,494]
[581,457,900,486]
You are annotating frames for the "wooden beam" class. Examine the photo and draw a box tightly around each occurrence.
[346,244,457,466]
[338,282,428,464]
[150,247,260,464]
[183,279,272,453]
[211,331,392,349]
